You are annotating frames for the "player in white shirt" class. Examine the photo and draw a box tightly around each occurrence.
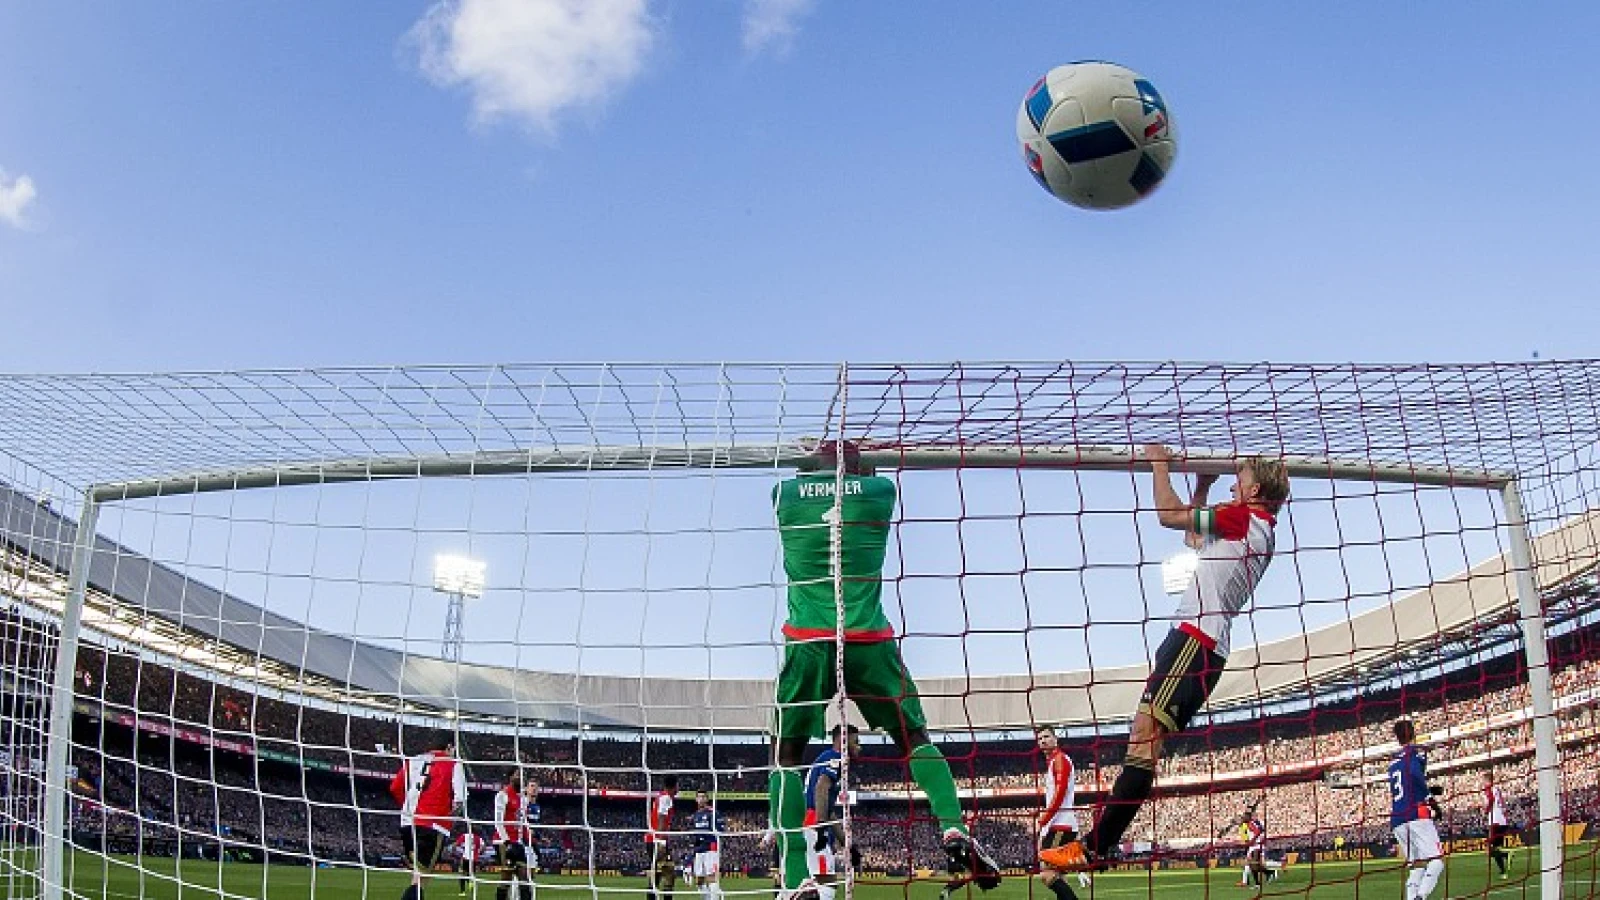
[1033,726,1090,900]
[646,775,680,900]
[389,740,468,900]
[1483,771,1512,879]
[493,774,532,900]
[453,830,486,896]
[1048,446,1289,871]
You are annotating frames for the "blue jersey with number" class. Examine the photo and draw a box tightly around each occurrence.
[690,807,724,853]
[806,748,844,819]
[1388,745,1433,827]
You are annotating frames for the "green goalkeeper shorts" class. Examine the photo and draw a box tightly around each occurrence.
[774,639,928,740]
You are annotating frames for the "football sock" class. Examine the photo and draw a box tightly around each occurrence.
[1047,876,1078,900]
[769,769,810,890]
[1090,760,1154,856]
[908,743,965,833]
[1417,859,1444,900]
[1404,867,1424,900]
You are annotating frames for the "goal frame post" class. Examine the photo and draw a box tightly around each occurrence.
[41,443,1565,900]
[40,493,98,900]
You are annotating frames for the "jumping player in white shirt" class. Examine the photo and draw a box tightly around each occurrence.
[1047,446,1289,871]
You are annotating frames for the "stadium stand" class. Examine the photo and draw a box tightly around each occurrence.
[8,607,1591,874]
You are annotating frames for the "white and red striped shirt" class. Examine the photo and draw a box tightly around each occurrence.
[389,749,465,832]
[494,784,527,844]
[1039,749,1077,834]
[1175,502,1276,658]
[1485,785,1508,827]
[455,832,485,860]
[646,790,675,844]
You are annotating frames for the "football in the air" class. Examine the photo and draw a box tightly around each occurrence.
[1016,62,1177,210]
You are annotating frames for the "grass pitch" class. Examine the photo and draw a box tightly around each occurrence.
[4,846,1596,900]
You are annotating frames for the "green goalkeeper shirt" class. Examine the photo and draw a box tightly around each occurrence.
[773,471,897,642]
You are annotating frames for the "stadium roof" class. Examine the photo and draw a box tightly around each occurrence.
[4,481,1597,732]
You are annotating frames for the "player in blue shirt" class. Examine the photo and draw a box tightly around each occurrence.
[689,791,726,900]
[1388,720,1444,900]
[794,725,861,900]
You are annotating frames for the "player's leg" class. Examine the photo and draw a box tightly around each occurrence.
[706,854,724,900]
[772,641,829,893]
[409,828,446,900]
[848,642,964,834]
[1090,629,1223,860]
[849,641,999,888]
[646,842,663,900]
[1413,822,1444,900]
[512,850,534,900]
[496,843,511,900]
[692,857,710,900]
[658,845,679,900]
[1489,826,1509,876]
[1037,830,1079,900]
[1394,825,1421,900]
[1249,848,1265,888]
[401,826,421,900]
[802,826,838,900]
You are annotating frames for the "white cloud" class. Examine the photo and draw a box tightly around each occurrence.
[410,0,656,133]
[742,0,816,56]
[0,169,37,230]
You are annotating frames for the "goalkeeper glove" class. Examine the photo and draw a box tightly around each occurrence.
[813,825,834,852]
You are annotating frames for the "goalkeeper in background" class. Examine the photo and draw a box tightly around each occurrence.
[1046,445,1289,871]
[770,441,1001,897]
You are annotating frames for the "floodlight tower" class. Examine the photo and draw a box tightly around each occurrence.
[433,554,485,663]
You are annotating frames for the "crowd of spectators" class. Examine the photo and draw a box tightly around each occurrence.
[3,618,1595,871]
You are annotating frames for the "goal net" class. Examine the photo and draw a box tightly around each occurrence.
[0,361,1596,900]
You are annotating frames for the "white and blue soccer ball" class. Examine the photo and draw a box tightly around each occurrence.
[1016,62,1177,211]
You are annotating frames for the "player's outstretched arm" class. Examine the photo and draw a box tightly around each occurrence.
[1145,444,1199,531]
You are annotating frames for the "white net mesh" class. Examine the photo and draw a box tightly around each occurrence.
[0,361,1595,900]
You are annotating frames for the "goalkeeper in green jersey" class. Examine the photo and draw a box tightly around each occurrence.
[768,441,1000,896]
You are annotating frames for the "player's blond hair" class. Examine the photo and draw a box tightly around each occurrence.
[1244,457,1290,514]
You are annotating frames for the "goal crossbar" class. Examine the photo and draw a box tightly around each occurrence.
[87,443,1514,502]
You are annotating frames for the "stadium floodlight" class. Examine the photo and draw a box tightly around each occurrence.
[1161,549,1199,595]
[433,554,486,599]
[433,554,485,663]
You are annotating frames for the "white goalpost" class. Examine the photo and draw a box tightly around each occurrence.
[0,360,1594,900]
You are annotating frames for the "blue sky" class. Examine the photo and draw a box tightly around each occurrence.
[3,1,1597,373]
[1,4,1593,688]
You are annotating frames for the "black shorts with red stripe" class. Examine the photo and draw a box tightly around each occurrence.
[1138,627,1225,733]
